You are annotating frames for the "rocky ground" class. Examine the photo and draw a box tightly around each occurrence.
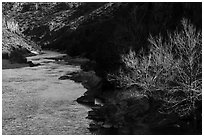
[2,51,92,135]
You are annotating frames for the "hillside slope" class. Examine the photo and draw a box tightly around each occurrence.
[3,2,202,79]
[2,15,41,59]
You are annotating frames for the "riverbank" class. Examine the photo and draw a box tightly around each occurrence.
[3,50,201,135]
[2,51,92,135]
[61,54,202,135]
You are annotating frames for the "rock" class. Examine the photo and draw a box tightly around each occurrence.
[76,95,94,105]
[86,115,105,121]
[30,50,39,55]
[70,71,102,90]
[66,71,79,75]
[27,61,41,67]
[102,122,113,128]
[81,71,102,90]
[87,75,102,89]
[94,98,104,106]
[58,75,70,80]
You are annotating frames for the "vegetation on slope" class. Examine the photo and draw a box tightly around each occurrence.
[3,3,201,76]
[2,15,40,61]
[106,20,201,134]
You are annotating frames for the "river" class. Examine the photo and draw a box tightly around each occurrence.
[2,51,92,135]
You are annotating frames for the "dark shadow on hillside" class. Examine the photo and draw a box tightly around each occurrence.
[2,59,29,69]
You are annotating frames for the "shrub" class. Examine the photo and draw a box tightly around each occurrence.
[159,19,202,117]
[107,19,202,118]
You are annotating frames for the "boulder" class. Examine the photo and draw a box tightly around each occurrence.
[70,71,102,89]
[76,95,95,105]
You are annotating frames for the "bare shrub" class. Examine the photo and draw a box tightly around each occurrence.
[107,19,202,117]
[159,19,202,117]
